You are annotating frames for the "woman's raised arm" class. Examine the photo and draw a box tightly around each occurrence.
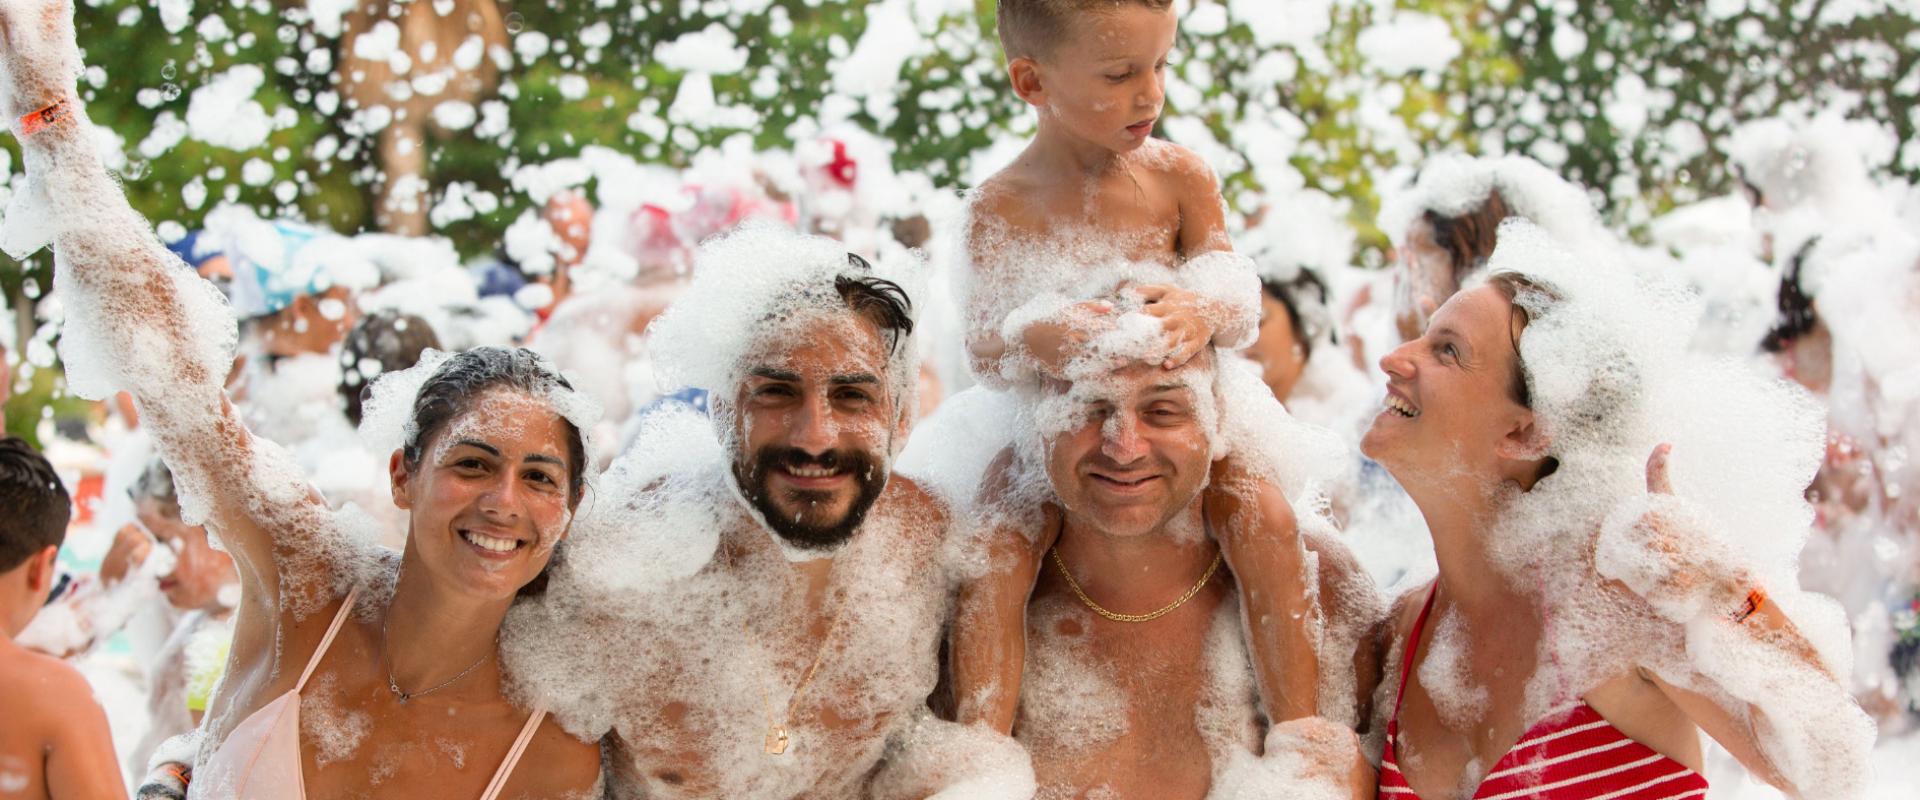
[0,0,334,619]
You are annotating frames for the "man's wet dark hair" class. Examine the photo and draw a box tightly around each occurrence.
[341,311,442,427]
[1761,238,1822,354]
[1259,267,1335,362]
[0,436,71,572]
[402,348,586,597]
[837,254,914,357]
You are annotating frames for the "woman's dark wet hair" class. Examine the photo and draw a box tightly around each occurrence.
[1425,190,1512,284]
[341,311,442,427]
[402,348,586,597]
[1259,267,1335,362]
[1760,237,1822,354]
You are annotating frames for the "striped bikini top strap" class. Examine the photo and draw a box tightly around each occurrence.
[295,588,360,694]
[1390,583,1442,722]
[479,705,548,800]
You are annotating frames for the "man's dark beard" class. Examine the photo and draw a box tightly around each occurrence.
[735,446,886,550]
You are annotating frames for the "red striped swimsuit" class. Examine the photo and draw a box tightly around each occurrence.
[1377,587,1709,800]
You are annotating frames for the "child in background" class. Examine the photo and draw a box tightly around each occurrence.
[0,436,126,799]
[952,0,1335,739]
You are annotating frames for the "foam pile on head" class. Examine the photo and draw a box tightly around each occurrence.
[1378,154,1608,252]
[646,222,923,445]
[1726,110,1896,222]
[1480,220,1821,577]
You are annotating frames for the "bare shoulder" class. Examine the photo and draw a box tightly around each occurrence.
[1384,581,1432,645]
[883,474,950,547]
[6,647,96,709]
[967,169,1048,238]
[504,716,603,798]
[1142,140,1218,185]
[0,647,106,747]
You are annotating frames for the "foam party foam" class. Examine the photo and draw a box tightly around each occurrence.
[1449,219,1877,797]
[497,225,994,797]
[1376,154,1612,254]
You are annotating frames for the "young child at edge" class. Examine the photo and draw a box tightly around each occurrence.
[951,0,1334,738]
[0,436,127,799]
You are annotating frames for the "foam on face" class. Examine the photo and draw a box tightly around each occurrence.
[1455,219,1876,794]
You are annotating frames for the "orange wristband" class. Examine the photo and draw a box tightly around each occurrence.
[1728,587,1767,624]
[17,98,70,137]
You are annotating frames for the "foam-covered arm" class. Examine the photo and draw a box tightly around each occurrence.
[967,292,1117,388]
[950,453,1055,733]
[866,712,1037,800]
[1205,462,1320,722]
[1597,494,1874,799]
[1179,250,1260,351]
[2,0,319,613]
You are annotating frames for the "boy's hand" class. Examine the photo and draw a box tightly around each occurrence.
[1135,284,1214,368]
[0,0,81,121]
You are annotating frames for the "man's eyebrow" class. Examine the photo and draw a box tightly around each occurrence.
[1146,382,1190,395]
[748,367,802,382]
[453,439,502,457]
[830,373,880,386]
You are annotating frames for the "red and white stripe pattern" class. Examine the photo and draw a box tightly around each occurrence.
[1378,704,1709,800]
[1377,586,1709,800]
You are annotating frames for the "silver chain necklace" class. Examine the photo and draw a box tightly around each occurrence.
[380,614,494,703]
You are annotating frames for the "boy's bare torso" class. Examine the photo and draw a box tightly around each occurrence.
[970,140,1220,274]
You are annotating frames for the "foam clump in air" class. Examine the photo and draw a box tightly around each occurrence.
[1376,153,1609,252]
[1467,219,1875,797]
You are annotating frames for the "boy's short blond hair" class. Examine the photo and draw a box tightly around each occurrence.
[995,0,1174,61]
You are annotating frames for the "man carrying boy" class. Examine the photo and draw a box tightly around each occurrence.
[0,436,126,799]
[952,0,1346,745]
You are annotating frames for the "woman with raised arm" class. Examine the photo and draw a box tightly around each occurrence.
[0,2,600,796]
[1360,220,1873,800]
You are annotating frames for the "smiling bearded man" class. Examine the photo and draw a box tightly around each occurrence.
[499,225,1032,799]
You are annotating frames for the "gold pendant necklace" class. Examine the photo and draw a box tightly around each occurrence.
[1051,545,1222,623]
[743,613,836,756]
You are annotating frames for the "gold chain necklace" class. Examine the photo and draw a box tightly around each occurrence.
[742,613,837,756]
[1050,545,1222,623]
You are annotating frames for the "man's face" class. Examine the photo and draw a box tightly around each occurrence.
[1043,358,1214,539]
[731,311,897,551]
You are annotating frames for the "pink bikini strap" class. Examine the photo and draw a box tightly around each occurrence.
[1389,583,1441,722]
[295,588,360,694]
[480,705,548,800]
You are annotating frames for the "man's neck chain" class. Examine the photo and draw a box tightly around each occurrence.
[1051,545,1222,623]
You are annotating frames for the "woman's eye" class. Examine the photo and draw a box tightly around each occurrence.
[456,458,487,470]
[1440,343,1458,361]
[526,470,558,486]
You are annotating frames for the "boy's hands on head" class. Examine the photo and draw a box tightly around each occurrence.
[1136,284,1216,369]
